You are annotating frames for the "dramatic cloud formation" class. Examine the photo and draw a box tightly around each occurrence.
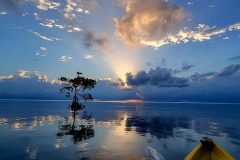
[114,0,240,48]
[0,71,135,100]
[126,64,240,88]
[1,66,240,102]
[126,67,190,87]
[83,31,109,52]
[58,56,72,62]
[114,0,186,47]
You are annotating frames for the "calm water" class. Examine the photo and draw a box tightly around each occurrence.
[0,100,239,160]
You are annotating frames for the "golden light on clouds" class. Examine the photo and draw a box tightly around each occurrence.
[106,50,138,83]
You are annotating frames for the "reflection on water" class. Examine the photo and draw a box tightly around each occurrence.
[57,111,95,143]
[0,100,239,159]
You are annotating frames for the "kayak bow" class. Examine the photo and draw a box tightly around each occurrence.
[184,137,235,160]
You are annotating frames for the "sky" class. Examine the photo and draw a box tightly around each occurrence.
[0,0,240,102]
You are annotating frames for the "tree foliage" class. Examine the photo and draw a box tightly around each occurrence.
[59,72,96,103]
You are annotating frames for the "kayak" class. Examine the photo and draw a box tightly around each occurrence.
[184,137,235,160]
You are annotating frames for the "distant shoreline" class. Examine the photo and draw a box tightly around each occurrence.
[0,98,240,105]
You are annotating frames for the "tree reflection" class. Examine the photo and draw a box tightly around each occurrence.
[57,72,96,143]
[56,109,94,143]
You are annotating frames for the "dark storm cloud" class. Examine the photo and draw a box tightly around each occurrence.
[126,67,189,87]
[84,31,108,50]
[126,64,240,88]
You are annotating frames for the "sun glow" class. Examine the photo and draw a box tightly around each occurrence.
[106,52,138,83]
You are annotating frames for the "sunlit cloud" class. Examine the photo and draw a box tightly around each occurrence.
[0,69,49,82]
[17,69,28,78]
[114,0,187,47]
[114,0,240,49]
[12,122,23,130]
[63,0,90,20]
[140,23,240,48]
[58,56,72,62]
[36,0,60,11]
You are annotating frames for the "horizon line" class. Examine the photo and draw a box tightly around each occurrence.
[0,98,240,105]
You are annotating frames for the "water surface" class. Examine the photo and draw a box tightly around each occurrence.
[0,100,239,159]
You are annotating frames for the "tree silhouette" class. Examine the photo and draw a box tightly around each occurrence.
[59,72,96,110]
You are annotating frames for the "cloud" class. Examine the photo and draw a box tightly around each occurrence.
[67,27,82,32]
[190,64,240,81]
[126,67,190,88]
[33,12,41,20]
[181,63,194,71]
[114,0,187,47]
[0,11,7,15]
[140,22,240,48]
[37,17,82,33]
[58,56,72,62]
[174,63,194,74]
[228,55,240,61]
[36,47,48,56]
[0,69,49,81]
[84,31,109,52]
[0,75,13,81]
[0,69,60,99]
[36,0,60,11]
[83,54,93,59]
[28,30,61,41]
[63,0,93,20]
[223,37,230,40]
[126,64,240,88]
[208,5,215,8]
[1,68,240,102]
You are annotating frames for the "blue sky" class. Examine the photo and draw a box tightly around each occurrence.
[0,0,240,101]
